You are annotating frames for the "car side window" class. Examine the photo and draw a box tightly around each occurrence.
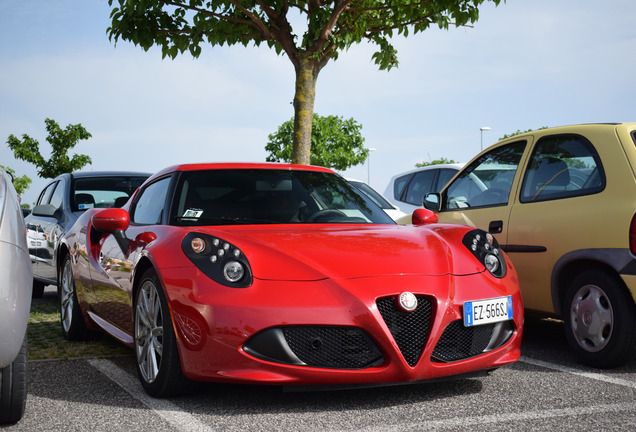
[37,181,57,205]
[132,177,171,225]
[520,134,605,203]
[436,169,458,192]
[49,179,65,209]
[393,173,413,201]
[404,170,437,205]
[444,141,526,209]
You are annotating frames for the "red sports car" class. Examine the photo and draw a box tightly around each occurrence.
[58,163,523,397]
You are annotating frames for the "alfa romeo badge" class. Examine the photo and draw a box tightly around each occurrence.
[398,291,418,312]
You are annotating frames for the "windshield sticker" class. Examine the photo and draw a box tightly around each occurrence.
[183,209,203,218]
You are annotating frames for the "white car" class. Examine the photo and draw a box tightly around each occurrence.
[384,164,463,214]
[0,168,33,425]
[347,178,406,221]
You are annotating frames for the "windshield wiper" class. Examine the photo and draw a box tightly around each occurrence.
[175,216,278,225]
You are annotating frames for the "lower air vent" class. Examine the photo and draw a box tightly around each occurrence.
[431,320,515,362]
[244,326,384,369]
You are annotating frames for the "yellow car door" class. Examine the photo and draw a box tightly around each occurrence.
[436,139,530,248]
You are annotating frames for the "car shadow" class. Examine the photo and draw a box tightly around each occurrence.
[26,353,486,415]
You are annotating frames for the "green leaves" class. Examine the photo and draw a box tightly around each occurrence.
[106,1,501,66]
[106,0,501,161]
[415,157,459,168]
[6,118,93,179]
[0,165,32,196]
[266,114,367,171]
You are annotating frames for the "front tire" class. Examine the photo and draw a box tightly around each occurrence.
[59,255,89,340]
[563,269,636,368]
[134,268,191,397]
[0,335,28,425]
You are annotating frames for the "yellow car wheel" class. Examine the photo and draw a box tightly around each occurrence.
[563,269,636,368]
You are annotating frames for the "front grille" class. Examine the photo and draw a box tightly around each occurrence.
[282,326,383,369]
[431,320,514,362]
[376,296,432,367]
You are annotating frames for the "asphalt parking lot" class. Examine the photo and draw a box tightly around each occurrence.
[5,296,636,431]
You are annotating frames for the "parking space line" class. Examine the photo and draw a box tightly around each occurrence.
[87,356,635,432]
[350,402,636,431]
[88,359,215,432]
[519,356,636,389]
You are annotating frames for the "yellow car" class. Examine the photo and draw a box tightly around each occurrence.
[416,123,636,368]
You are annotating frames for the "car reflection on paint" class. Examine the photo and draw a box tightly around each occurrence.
[24,171,150,297]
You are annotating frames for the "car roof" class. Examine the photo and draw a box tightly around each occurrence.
[388,163,464,181]
[496,123,636,143]
[147,162,335,182]
[71,171,152,179]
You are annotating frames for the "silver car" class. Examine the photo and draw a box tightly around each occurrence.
[0,167,32,425]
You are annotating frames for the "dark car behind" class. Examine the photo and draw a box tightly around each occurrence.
[24,171,150,297]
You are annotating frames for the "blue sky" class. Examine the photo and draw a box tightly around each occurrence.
[2,0,635,206]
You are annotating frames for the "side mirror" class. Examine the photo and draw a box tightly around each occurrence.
[423,193,441,211]
[92,208,130,231]
[412,208,438,226]
[31,204,57,218]
[92,208,131,253]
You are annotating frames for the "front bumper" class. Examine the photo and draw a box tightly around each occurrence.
[160,269,523,386]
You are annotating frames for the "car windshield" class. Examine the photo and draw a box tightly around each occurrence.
[72,176,149,211]
[172,169,396,226]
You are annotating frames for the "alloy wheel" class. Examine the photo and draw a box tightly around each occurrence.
[135,280,164,384]
[60,259,75,333]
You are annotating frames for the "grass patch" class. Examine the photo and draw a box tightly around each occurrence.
[28,293,131,361]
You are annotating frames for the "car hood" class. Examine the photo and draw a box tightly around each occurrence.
[199,224,485,281]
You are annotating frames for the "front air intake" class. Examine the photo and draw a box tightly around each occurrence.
[431,320,515,362]
[376,295,432,367]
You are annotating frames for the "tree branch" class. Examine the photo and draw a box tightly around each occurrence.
[309,0,351,57]
[347,0,436,13]
[230,0,275,38]
[158,0,251,26]
[157,0,275,39]
[252,0,301,67]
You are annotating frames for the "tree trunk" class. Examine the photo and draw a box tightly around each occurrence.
[291,55,319,165]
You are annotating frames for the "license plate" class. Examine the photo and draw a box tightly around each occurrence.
[463,296,513,327]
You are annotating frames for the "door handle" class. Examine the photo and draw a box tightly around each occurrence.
[488,220,503,234]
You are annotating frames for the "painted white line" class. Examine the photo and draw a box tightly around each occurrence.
[349,402,636,432]
[519,356,636,389]
[88,359,215,432]
[350,358,636,432]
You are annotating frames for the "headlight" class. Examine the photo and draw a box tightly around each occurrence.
[181,232,253,287]
[462,229,507,278]
[223,261,245,282]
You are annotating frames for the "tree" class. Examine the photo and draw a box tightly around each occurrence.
[0,165,32,198]
[266,113,367,170]
[415,157,458,168]
[107,0,501,165]
[7,118,92,179]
